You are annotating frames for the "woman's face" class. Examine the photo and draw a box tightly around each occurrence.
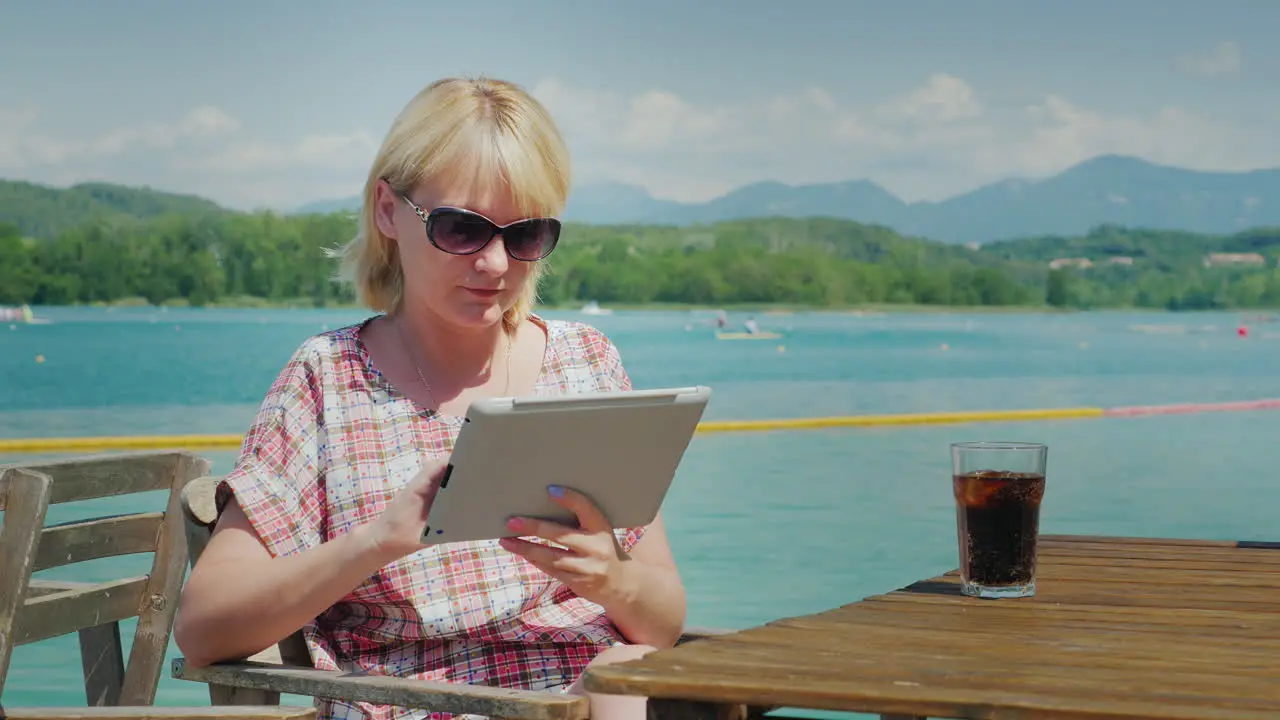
[375,174,537,331]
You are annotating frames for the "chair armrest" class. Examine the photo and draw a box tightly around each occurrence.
[0,708,315,719]
[172,659,589,720]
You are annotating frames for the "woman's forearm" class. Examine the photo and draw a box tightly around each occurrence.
[601,560,687,648]
[175,520,397,667]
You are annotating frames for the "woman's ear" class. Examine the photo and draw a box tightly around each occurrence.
[373,180,401,242]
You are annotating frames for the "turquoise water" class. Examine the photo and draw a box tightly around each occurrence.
[3,307,1279,710]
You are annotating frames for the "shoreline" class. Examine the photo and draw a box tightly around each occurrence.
[20,299,1276,316]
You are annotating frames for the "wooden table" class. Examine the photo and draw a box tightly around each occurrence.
[584,535,1280,720]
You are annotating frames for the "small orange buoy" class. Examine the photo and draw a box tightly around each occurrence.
[35,354,45,364]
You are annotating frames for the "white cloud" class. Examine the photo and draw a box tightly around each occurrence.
[531,73,1274,202]
[881,73,984,123]
[0,104,75,168]
[1178,41,1243,77]
[531,79,746,154]
[187,131,377,173]
[0,103,373,209]
[0,69,1274,210]
[999,98,1233,177]
[92,106,241,156]
[0,105,243,169]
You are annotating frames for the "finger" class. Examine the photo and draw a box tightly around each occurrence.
[499,537,572,567]
[410,461,448,517]
[546,485,612,534]
[410,460,447,493]
[534,555,596,579]
[506,516,583,547]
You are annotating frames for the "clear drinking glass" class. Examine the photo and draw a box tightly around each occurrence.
[951,441,1048,598]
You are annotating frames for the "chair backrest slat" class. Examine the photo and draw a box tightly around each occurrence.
[120,455,205,704]
[0,452,187,510]
[0,469,53,695]
[33,512,164,572]
[79,620,127,706]
[14,576,150,646]
[25,579,94,598]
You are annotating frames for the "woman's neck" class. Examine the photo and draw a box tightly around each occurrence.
[395,309,512,388]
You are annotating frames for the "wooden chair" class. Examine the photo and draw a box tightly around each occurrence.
[171,475,737,720]
[0,453,315,720]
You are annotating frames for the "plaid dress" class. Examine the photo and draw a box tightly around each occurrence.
[216,315,646,720]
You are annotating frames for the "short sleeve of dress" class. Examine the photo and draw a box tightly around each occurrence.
[576,324,632,393]
[215,339,328,559]
[601,338,632,393]
[572,323,647,552]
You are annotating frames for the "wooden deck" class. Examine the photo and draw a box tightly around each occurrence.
[583,535,1280,720]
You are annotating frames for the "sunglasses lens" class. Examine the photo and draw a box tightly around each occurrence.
[504,219,561,261]
[429,210,494,254]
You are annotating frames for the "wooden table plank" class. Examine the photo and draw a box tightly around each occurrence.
[1038,542,1280,564]
[775,611,1280,653]
[899,576,1280,612]
[704,620,1279,675]
[1038,548,1280,570]
[613,644,1280,708]
[677,630,1278,686]
[584,536,1280,720]
[858,595,1280,635]
[1038,534,1239,547]
[586,662,1280,720]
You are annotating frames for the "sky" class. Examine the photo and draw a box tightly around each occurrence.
[2,0,1278,211]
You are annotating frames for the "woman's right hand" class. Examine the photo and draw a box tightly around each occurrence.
[366,458,448,559]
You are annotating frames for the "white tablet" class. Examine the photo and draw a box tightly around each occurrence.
[420,385,712,546]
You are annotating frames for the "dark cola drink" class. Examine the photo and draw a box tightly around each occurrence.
[953,470,1046,598]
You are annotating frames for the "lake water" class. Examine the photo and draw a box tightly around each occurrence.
[3,306,1278,713]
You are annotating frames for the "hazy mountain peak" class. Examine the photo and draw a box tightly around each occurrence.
[260,154,1280,243]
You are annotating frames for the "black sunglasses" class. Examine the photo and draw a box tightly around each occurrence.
[397,192,561,262]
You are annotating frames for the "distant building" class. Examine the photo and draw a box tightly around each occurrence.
[1203,252,1266,268]
[1107,256,1135,266]
[1049,257,1093,270]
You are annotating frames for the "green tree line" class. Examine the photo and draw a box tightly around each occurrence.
[2,210,1279,311]
[987,223,1280,310]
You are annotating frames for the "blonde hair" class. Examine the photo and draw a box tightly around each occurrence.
[339,76,571,333]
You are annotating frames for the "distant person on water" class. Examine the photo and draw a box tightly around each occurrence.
[743,316,760,335]
[174,76,685,720]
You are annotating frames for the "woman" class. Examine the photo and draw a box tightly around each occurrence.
[174,76,687,720]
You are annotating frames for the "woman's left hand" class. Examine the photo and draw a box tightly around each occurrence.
[498,485,633,606]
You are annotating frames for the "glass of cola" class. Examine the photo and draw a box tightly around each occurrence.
[951,441,1048,599]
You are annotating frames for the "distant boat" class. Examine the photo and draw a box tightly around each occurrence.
[1,304,51,325]
[716,331,783,340]
[580,300,613,316]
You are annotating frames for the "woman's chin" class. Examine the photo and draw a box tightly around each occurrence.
[447,302,508,329]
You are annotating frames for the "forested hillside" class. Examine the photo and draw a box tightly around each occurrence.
[0,179,226,239]
[3,179,1279,311]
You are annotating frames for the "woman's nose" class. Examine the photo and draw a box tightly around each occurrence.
[473,234,509,274]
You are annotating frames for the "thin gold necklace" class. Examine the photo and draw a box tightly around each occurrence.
[394,316,514,409]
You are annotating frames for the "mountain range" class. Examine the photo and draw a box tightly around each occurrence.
[298,154,1280,244]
